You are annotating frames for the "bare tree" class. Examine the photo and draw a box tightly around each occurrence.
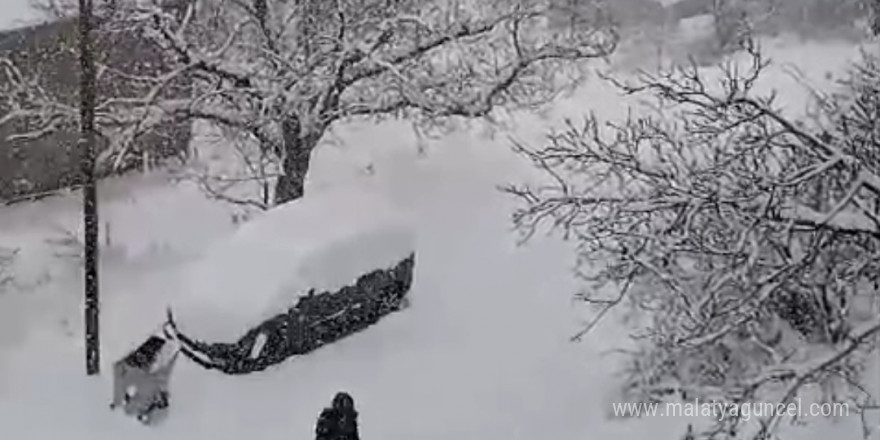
[504,42,880,439]
[2,0,617,206]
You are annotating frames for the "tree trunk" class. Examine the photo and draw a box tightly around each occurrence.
[273,116,315,205]
[79,0,101,376]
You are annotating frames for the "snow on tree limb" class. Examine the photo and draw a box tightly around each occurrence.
[505,40,880,439]
[2,0,617,205]
[0,58,78,141]
[746,315,880,439]
[0,8,194,171]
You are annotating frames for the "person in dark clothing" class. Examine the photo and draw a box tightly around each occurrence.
[316,392,360,440]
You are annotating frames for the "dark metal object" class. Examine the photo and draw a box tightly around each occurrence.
[78,0,101,376]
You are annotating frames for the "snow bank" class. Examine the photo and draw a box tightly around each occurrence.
[171,186,416,342]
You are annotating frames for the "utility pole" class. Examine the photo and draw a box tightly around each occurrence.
[79,0,100,376]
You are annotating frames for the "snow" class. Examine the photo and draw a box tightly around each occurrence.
[250,333,268,359]
[171,186,416,342]
[0,35,877,440]
[149,334,180,373]
[0,0,40,31]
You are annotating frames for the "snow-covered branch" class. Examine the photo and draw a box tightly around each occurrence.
[0,57,78,141]
[337,9,616,120]
[749,315,880,439]
[505,42,880,439]
[0,8,194,171]
[1,0,616,206]
[135,0,616,204]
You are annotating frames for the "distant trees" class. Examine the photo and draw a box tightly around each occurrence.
[698,0,773,54]
[668,0,870,41]
[543,0,666,35]
[709,0,749,50]
[506,42,880,439]
[0,1,192,205]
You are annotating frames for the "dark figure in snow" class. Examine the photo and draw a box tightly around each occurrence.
[316,392,360,440]
[682,424,694,440]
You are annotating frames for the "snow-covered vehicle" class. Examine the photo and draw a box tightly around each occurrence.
[164,186,416,374]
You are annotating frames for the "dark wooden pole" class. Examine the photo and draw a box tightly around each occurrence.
[79,0,100,376]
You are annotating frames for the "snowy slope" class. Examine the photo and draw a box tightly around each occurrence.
[0,37,877,440]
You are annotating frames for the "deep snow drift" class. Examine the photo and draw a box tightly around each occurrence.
[172,186,416,341]
[0,37,878,440]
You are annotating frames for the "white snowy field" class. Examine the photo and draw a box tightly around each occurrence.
[0,37,878,440]
[0,1,40,30]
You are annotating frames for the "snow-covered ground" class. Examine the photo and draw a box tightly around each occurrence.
[0,0,40,30]
[0,35,878,440]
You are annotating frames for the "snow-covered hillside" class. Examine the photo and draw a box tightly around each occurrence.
[0,37,878,440]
